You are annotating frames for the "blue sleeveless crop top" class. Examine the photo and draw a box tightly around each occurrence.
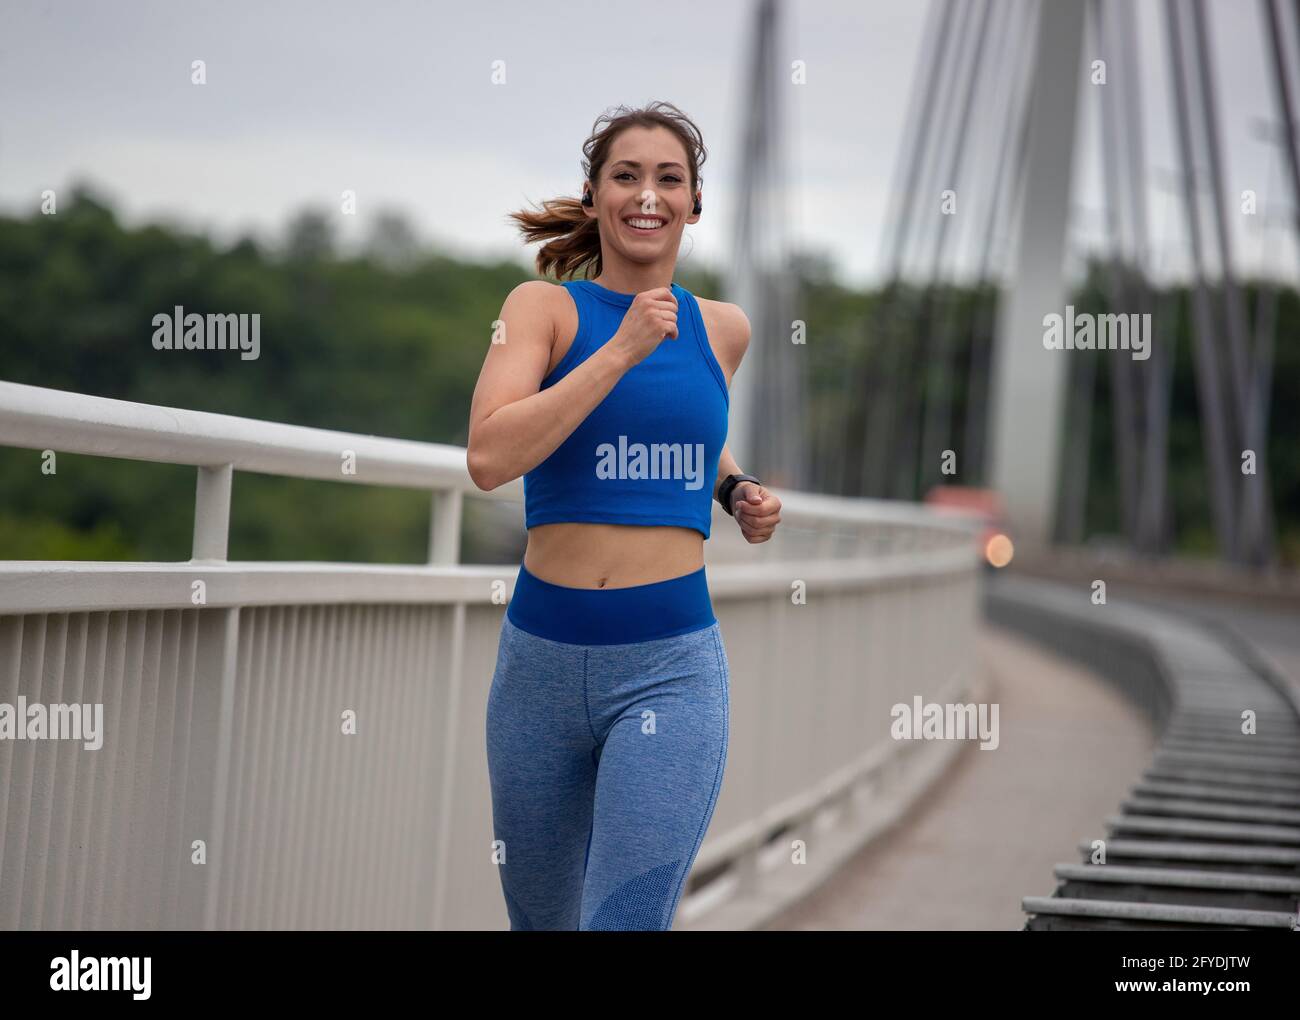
[523,279,730,539]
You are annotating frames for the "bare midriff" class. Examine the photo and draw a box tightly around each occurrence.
[523,522,705,589]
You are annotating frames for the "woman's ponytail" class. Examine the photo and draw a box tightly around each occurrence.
[506,195,604,281]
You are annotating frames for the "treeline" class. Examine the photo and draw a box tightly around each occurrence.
[0,187,1296,565]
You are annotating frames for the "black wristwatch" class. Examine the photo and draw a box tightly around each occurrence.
[717,473,762,516]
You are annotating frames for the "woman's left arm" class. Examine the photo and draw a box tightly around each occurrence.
[710,296,782,543]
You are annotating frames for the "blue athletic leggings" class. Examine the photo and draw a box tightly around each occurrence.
[485,561,730,930]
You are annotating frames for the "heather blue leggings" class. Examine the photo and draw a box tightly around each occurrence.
[485,561,730,931]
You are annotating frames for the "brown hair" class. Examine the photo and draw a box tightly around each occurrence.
[507,101,707,281]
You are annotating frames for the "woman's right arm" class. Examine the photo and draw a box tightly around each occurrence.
[467,281,671,491]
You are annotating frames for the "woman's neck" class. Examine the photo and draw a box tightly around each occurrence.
[591,264,675,295]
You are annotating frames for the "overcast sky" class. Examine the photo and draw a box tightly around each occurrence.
[2,0,1295,289]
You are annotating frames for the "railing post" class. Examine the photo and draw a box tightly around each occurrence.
[429,488,463,565]
[429,486,464,927]
[187,462,238,928]
[193,464,233,561]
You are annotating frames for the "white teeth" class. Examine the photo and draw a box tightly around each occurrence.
[626,218,664,229]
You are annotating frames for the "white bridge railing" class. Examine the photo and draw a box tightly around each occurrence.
[0,380,981,930]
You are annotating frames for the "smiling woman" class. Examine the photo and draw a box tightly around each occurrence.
[467,101,782,932]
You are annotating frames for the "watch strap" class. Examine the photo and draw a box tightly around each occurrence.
[717,473,762,516]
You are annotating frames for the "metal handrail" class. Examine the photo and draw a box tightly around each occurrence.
[0,379,497,494]
[0,380,979,550]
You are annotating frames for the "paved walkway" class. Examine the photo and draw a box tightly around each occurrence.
[761,622,1155,930]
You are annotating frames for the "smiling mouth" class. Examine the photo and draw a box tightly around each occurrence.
[623,216,668,234]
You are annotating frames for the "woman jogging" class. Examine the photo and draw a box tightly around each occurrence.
[467,101,782,930]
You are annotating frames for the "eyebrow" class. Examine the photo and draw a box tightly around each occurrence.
[609,160,686,171]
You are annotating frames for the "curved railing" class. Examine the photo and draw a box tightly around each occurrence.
[0,380,981,930]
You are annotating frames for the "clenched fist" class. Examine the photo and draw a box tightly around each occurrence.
[610,287,679,367]
[730,481,782,543]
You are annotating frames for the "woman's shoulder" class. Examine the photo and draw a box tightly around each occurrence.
[502,279,579,327]
[504,278,573,306]
[695,296,751,361]
[500,279,581,356]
